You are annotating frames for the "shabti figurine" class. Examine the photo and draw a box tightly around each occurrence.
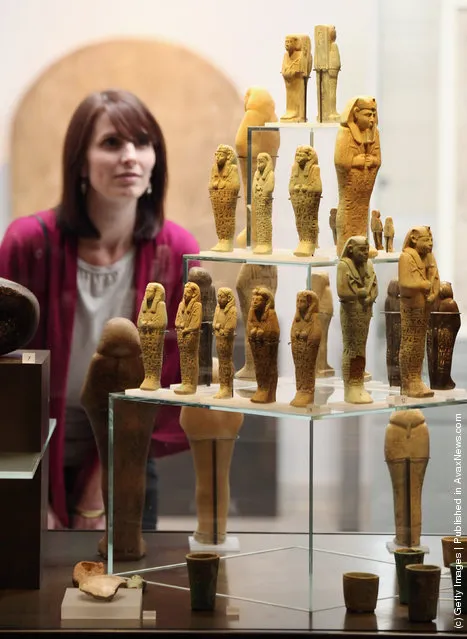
[235,264,278,380]
[290,290,322,407]
[209,144,240,252]
[188,267,216,386]
[427,281,461,390]
[311,271,335,377]
[399,226,439,398]
[371,210,384,250]
[81,318,157,560]
[281,34,312,123]
[174,282,202,395]
[247,287,280,403]
[314,25,341,123]
[337,236,378,403]
[289,145,322,256]
[213,287,237,399]
[384,279,401,388]
[252,153,275,254]
[180,406,243,545]
[334,96,381,256]
[384,216,395,252]
[384,409,429,547]
[137,282,167,391]
[329,208,338,246]
[235,87,280,248]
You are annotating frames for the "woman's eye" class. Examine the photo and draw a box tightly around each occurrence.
[135,134,151,147]
[102,136,121,148]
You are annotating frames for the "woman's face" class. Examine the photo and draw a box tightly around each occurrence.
[84,112,156,202]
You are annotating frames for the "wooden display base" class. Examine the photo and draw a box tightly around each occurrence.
[189,535,240,553]
[61,588,143,628]
[386,540,430,554]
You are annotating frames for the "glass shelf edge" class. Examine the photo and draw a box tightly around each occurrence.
[0,418,57,479]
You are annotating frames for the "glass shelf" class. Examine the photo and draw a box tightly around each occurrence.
[184,247,400,268]
[0,418,56,479]
[113,380,467,422]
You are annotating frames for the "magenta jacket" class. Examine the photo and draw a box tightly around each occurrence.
[0,209,199,526]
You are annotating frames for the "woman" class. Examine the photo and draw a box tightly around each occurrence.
[0,89,199,529]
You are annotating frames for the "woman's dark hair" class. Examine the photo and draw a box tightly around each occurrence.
[58,89,167,240]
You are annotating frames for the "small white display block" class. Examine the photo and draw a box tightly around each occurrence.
[61,588,143,628]
[386,540,430,554]
[188,535,240,553]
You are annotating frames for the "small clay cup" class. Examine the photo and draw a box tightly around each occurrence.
[441,537,467,567]
[406,564,440,622]
[394,548,425,604]
[186,552,220,611]
[450,562,467,615]
[343,572,379,613]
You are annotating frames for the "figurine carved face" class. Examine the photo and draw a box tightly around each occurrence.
[413,230,433,256]
[297,293,310,314]
[285,36,298,53]
[257,155,267,173]
[350,240,369,265]
[183,284,195,304]
[252,291,267,313]
[353,107,376,132]
[215,148,228,168]
[295,147,310,168]
[218,290,228,309]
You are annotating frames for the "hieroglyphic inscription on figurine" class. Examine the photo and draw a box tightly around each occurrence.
[213,287,237,399]
[384,409,429,547]
[371,210,384,250]
[290,290,322,407]
[247,287,280,403]
[427,281,461,390]
[314,25,341,123]
[235,87,280,248]
[289,146,322,256]
[188,267,216,386]
[281,34,312,123]
[137,282,167,391]
[252,153,275,254]
[384,279,402,387]
[209,145,240,252]
[235,264,278,380]
[175,282,202,395]
[398,226,439,398]
[311,271,335,378]
[337,236,378,403]
[384,216,395,252]
[334,96,381,256]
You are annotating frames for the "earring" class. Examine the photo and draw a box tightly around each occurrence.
[80,179,87,195]
[147,183,152,195]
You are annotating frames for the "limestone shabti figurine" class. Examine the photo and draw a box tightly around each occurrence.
[384,279,402,388]
[81,318,157,560]
[188,267,216,386]
[209,144,240,252]
[384,216,395,252]
[427,281,461,391]
[137,282,167,391]
[235,87,280,248]
[289,145,322,257]
[252,153,275,254]
[213,287,237,399]
[311,271,335,377]
[384,409,429,548]
[337,236,378,403]
[398,226,439,398]
[290,290,322,407]
[180,406,243,545]
[329,208,338,246]
[174,282,202,395]
[334,96,381,256]
[314,25,341,123]
[235,264,278,380]
[370,210,384,250]
[281,34,312,123]
[247,287,280,403]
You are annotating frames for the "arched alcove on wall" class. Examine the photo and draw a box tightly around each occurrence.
[10,38,245,248]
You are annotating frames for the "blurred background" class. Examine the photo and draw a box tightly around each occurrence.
[0,0,465,537]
